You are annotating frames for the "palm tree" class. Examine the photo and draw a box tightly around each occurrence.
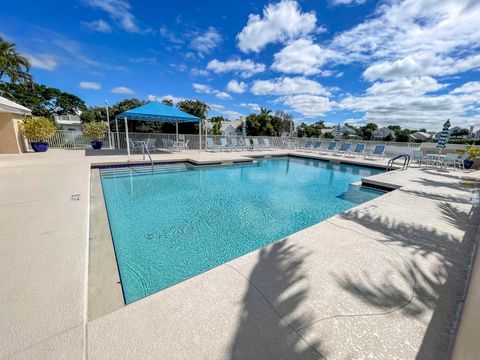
[0,37,32,84]
[259,107,271,115]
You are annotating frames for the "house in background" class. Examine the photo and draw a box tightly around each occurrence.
[410,131,436,142]
[220,120,242,136]
[340,125,358,139]
[53,114,82,133]
[373,127,394,140]
[0,96,31,154]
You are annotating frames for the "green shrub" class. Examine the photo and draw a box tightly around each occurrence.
[83,122,108,140]
[448,138,480,145]
[19,117,56,142]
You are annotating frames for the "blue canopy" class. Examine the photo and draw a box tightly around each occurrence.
[115,101,200,122]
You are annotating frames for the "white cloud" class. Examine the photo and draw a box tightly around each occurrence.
[227,80,247,94]
[207,59,265,78]
[81,19,112,33]
[147,94,184,103]
[193,83,213,94]
[271,39,340,75]
[221,110,244,120]
[190,27,222,54]
[366,76,445,96]
[330,0,366,5]
[26,54,57,71]
[283,95,334,117]
[111,86,134,94]
[450,82,480,94]
[240,103,261,111]
[215,91,232,100]
[251,77,330,96]
[79,81,101,90]
[82,0,143,33]
[237,0,317,53]
[209,103,225,111]
[190,68,209,76]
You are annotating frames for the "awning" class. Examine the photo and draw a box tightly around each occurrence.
[115,101,200,122]
[0,96,31,115]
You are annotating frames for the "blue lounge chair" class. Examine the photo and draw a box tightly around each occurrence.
[365,144,386,160]
[220,137,232,151]
[230,137,239,150]
[319,141,337,154]
[345,143,365,157]
[310,140,322,152]
[243,138,252,150]
[301,140,314,151]
[334,143,351,156]
[263,138,272,150]
[206,137,218,152]
[252,138,263,150]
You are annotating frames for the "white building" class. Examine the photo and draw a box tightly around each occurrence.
[410,132,436,142]
[373,127,394,140]
[53,114,82,133]
[220,120,242,136]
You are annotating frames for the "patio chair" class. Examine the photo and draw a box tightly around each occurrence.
[242,138,252,150]
[319,141,337,154]
[263,138,272,150]
[162,138,174,151]
[129,138,143,153]
[454,153,470,170]
[345,143,365,158]
[334,143,351,156]
[144,138,156,152]
[412,150,427,166]
[252,138,263,150]
[311,141,322,152]
[440,153,460,170]
[365,144,386,160]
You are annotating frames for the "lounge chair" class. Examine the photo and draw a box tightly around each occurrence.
[206,137,218,152]
[243,138,252,150]
[334,143,351,156]
[161,138,174,151]
[252,138,263,150]
[220,137,232,151]
[263,138,272,150]
[319,141,337,154]
[282,138,291,149]
[365,144,386,160]
[311,141,322,152]
[129,138,143,153]
[300,140,314,151]
[345,143,365,158]
[230,137,239,150]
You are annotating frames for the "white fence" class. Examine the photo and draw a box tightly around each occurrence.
[48,130,426,156]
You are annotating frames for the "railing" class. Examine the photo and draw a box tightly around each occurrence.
[387,154,411,171]
[47,130,426,155]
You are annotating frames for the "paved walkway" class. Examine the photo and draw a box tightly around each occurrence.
[0,149,479,359]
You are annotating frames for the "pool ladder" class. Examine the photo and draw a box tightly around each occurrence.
[386,154,411,171]
[142,143,154,170]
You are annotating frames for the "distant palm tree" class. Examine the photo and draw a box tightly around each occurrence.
[260,107,271,115]
[0,37,32,84]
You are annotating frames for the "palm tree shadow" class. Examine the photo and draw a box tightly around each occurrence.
[229,240,326,360]
[335,194,480,359]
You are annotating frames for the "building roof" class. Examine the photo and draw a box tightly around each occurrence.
[115,101,200,122]
[0,96,31,115]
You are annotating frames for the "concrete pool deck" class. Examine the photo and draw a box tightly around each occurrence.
[0,149,479,359]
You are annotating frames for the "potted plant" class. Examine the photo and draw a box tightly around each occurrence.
[19,117,56,152]
[463,144,479,169]
[83,122,108,149]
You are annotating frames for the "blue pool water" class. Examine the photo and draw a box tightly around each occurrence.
[101,157,384,303]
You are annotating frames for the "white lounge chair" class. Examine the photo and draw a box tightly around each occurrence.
[206,137,218,152]
[220,137,233,151]
[440,153,460,170]
[334,143,351,156]
[252,138,263,150]
[243,138,252,150]
[300,140,314,151]
[144,138,156,152]
[262,138,272,150]
[311,140,322,152]
[455,153,469,170]
[412,150,427,166]
[230,137,239,150]
[319,141,337,154]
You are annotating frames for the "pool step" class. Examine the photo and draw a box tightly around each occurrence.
[100,164,190,178]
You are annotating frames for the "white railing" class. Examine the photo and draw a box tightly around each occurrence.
[47,130,428,155]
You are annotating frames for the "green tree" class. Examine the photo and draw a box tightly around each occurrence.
[395,129,411,142]
[176,99,209,134]
[110,98,164,133]
[80,106,108,124]
[275,111,294,134]
[209,116,225,135]
[0,37,31,85]
[161,99,173,107]
[0,82,86,117]
[356,123,378,140]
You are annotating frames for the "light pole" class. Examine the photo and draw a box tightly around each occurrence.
[104,100,112,149]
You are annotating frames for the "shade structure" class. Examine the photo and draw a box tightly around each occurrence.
[335,124,342,141]
[115,101,201,155]
[436,119,451,148]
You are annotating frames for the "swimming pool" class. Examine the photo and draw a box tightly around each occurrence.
[100,157,384,303]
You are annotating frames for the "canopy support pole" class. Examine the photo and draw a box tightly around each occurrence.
[115,118,119,149]
[176,122,179,143]
[125,117,130,157]
[199,120,202,152]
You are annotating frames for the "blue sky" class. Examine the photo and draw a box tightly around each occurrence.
[1,0,479,130]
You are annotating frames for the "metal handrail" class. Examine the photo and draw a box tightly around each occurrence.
[387,154,411,171]
[142,142,154,169]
